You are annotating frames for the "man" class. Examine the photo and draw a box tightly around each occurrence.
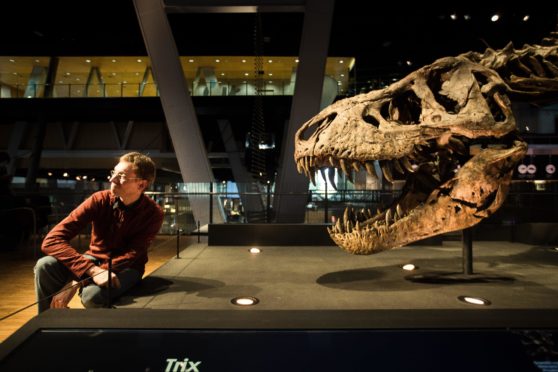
[34,152,164,313]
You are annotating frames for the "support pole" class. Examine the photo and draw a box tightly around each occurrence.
[106,257,112,309]
[462,228,473,275]
[176,228,181,259]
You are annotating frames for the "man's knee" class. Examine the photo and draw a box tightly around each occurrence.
[34,255,59,275]
[80,286,105,308]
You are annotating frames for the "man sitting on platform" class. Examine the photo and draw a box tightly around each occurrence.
[34,152,164,313]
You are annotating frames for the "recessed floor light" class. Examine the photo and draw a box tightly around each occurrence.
[249,247,261,254]
[402,264,418,271]
[231,296,259,306]
[458,295,491,306]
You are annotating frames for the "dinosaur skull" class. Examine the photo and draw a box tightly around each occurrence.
[294,56,527,254]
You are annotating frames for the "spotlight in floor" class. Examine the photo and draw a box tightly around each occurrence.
[457,295,491,306]
[401,263,418,271]
[231,296,260,306]
[249,247,261,254]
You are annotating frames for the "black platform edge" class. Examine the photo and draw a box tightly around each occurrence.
[208,223,442,246]
[3,308,558,360]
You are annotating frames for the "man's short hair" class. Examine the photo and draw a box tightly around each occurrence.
[120,152,156,186]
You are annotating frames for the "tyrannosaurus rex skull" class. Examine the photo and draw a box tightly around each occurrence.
[294,56,527,254]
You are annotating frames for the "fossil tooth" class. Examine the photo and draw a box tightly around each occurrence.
[343,207,349,224]
[296,159,303,174]
[319,168,328,183]
[365,161,377,179]
[352,161,361,172]
[327,167,337,190]
[385,209,392,225]
[401,156,415,173]
[392,159,405,175]
[309,168,316,186]
[340,159,350,177]
[335,218,343,233]
[381,161,394,183]
[329,156,335,167]
[396,204,404,219]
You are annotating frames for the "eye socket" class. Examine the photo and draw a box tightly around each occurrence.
[386,90,422,124]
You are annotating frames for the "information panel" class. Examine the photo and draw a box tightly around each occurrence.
[2,328,557,371]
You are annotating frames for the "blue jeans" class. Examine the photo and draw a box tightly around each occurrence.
[34,254,142,313]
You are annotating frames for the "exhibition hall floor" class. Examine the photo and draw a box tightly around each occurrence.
[116,240,558,311]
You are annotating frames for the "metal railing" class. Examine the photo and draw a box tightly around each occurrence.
[0,80,327,99]
[5,180,556,254]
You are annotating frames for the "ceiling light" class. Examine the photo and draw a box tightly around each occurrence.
[188,59,194,63]
[491,14,500,22]
[9,59,15,63]
[522,15,530,22]
[450,14,457,20]
[242,59,246,63]
[215,59,220,63]
[295,59,299,63]
[268,59,273,63]
[231,296,259,306]
[339,60,344,64]
[112,59,117,63]
[464,14,471,21]
[244,73,249,76]
[136,59,142,63]
[249,247,261,254]
[457,296,491,306]
[85,59,91,63]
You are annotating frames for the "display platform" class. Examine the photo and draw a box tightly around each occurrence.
[2,240,558,370]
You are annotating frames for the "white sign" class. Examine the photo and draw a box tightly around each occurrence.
[517,164,527,174]
[546,164,556,175]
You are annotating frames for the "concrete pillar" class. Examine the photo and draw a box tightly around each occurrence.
[134,0,223,226]
[273,0,334,222]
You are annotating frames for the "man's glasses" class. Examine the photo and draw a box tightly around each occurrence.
[109,170,142,183]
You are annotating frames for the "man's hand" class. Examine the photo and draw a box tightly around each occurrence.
[87,266,121,289]
[51,281,79,309]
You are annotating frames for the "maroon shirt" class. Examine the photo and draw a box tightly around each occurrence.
[42,190,164,278]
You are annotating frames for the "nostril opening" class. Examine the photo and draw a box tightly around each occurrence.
[363,105,380,128]
[300,113,337,141]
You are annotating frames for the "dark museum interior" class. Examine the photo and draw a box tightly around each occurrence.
[1,1,558,370]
